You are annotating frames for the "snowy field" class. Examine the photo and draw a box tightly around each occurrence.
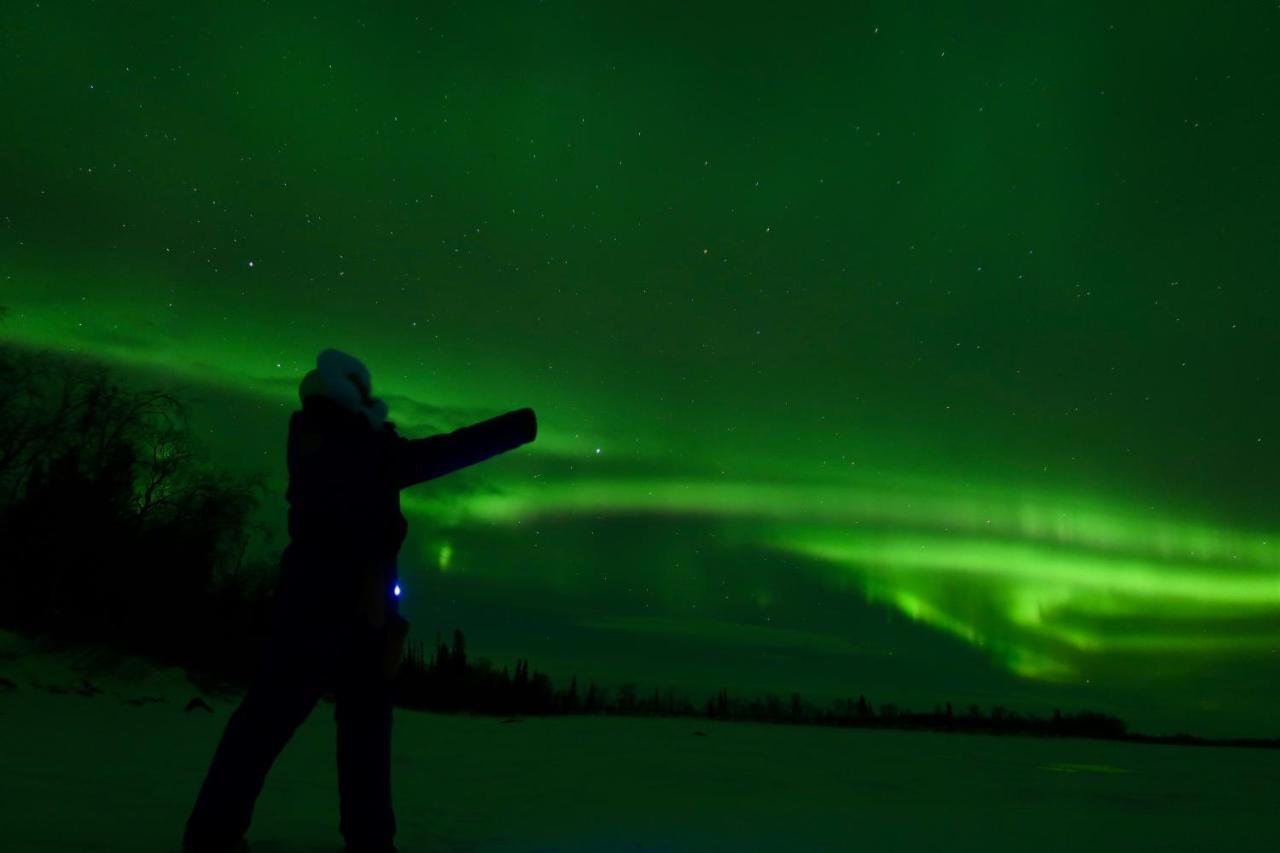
[1,631,1276,853]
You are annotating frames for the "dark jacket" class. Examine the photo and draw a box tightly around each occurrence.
[280,395,536,620]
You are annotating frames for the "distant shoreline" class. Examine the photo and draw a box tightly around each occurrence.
[6,625,1277,751]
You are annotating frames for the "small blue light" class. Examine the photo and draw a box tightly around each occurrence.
[393,584,401,597]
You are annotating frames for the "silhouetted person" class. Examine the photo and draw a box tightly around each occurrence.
[182,349,537,853]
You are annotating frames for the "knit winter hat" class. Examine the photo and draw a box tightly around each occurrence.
[298,348,389,430]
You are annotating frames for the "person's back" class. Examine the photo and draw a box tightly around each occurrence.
[280,393,408,637]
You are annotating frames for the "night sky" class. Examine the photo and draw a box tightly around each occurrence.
[3,2,1278,737]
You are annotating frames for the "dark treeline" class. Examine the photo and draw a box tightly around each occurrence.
[1,313,1275,750]
[388,627,1278,748]
[388,628,701,718]
[0,314,278,691]
[390,628,1131,739]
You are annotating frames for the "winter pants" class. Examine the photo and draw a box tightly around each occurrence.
[183,590,397,850]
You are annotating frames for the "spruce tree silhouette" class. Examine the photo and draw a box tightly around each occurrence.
[182,349,536,853]
[0,344,266,657]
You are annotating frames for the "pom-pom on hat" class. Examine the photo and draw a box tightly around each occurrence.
[298,348,389,430]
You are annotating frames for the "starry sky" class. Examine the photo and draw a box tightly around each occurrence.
[3,1,1278,737]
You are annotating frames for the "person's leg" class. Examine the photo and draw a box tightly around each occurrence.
[183,625,328,848]
[334,625,397,849]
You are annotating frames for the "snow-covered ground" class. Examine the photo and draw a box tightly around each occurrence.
[1,629,1276,853]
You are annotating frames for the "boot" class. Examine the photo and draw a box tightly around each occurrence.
[345,842,398,853]
[181,837,249,853]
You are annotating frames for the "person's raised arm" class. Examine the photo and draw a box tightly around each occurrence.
[393,407,537,490]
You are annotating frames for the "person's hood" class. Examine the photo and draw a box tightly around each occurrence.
[297,348,389,431]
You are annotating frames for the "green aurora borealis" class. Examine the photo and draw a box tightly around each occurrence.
[2,2,1278,736]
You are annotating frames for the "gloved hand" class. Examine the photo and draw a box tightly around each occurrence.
[357,568,387,631]
[355,563,410,680]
